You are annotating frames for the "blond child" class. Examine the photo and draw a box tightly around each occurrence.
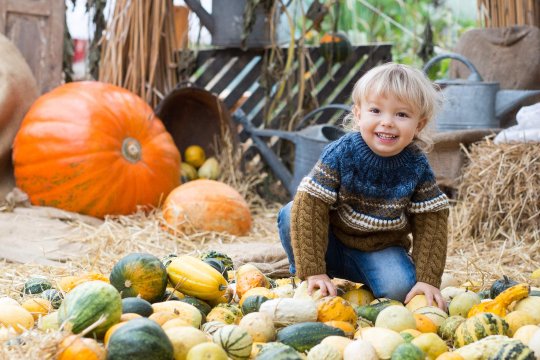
[277,62,449,309]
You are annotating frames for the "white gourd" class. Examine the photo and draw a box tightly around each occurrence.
[358,327,404,359]
[259,298,318,327]
[343,339,379,360]
[307,343,342,360]
[238,312,275,343]
[529,329,540,360]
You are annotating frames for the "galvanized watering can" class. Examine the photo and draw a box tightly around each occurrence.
[423,53,540,131]
[233,105,349,196]
[184,0,289,48]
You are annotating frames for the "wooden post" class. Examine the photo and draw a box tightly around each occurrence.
[174,5,190,50]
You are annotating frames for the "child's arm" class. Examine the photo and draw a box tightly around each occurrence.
[289,143,341,285]
[410,209,449,288]
[407,210,449,311]
[290,190,331,280]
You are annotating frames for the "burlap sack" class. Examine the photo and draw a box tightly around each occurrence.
[0,33,39,198]
[0,188,100,265]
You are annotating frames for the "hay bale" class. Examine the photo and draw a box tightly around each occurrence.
[453,138,540,243]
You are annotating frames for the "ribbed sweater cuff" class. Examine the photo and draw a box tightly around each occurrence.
[416,273,442,288]
[296,264,327,280]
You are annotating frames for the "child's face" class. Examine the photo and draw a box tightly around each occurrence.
[354,93,426,157]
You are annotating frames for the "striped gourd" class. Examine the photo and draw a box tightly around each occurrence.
[57,280,122,338]
[437,315,466,341]
[491,340,536,360]
[257,343,303,360]
[454,312,509,348]
[213,324,253,360]
[201,320,226,336]
[455,335,533,359]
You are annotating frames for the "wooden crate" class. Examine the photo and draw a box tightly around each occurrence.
[477,0,540,27]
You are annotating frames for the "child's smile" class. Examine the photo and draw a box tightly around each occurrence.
[356,94,426,157]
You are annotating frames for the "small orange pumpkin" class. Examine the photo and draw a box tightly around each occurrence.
[162,179,252,236]
[13,81,180,218]
[58,335,105,360]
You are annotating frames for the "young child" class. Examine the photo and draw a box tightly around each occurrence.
[277,62,449,310]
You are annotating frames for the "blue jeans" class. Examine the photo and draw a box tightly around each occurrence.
[277,201,416,302]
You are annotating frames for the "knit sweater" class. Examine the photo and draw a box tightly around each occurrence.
[290,132,450,288]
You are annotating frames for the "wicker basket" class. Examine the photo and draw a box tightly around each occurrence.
[154,82,238,157]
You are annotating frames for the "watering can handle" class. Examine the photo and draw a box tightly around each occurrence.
[232,110,298,142]
[423,53,483,82]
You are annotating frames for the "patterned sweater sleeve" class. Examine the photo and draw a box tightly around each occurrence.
[408,162,450,288]
[290,142,341,279]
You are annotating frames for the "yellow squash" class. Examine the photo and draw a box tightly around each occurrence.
[167,255,228,301]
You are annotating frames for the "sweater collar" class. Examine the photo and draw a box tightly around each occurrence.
[352,132,416,169]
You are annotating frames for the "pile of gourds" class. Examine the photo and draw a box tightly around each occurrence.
[1,252,540,360]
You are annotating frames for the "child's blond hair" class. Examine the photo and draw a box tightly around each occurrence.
[344,62,443,152]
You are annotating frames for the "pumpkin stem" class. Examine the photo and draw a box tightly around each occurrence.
[122,138,142,163]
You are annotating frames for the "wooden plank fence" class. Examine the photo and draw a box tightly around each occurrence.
[188,44,392,134]
[477,0,540,27]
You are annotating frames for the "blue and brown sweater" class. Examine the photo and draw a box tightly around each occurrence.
[290,132,450,287]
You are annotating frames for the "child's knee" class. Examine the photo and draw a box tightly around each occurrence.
[277,201,293,232]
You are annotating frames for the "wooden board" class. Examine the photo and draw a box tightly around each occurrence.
[0,0,64,94]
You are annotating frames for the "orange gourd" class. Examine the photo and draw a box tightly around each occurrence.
[162,179,252,236]
[12,81,180,218]
[58,335,105,360]
[467,283,530,318]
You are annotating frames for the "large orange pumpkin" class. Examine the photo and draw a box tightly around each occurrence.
[162,179,251,236]
[12,81,180,218]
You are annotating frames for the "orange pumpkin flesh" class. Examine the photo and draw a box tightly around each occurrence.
[12,81,180,218]
[162,179,252,236]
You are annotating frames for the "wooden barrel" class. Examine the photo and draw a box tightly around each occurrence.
[154,83,238,157]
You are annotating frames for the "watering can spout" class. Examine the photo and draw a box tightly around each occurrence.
[496,90,540,119]
[184,0,215,34]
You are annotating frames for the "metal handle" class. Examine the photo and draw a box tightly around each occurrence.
[183,0,215,34]
[232,109,298,142]
[423,53,483,82]
[295,104,351,130]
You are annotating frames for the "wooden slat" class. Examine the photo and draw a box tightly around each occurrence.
[233,47,324,119]
[491,0,498,26]
[223,57,262,109]
[247,47,324,127]
[516,0,525,24]
[509,0,516,25]
[327,45,392,107]
[526,0,534,25]
[194,52,236,87]
[261,47,364,129]
[209,54,255,95]
[316,46,381,104]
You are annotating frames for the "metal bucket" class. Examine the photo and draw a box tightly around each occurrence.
[154,83,238,157]
[290,125,347,194]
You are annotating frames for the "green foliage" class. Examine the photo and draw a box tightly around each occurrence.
[300,0,475,72]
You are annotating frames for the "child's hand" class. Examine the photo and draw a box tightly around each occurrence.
[306,274,337,297]
[404,281,447,311]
